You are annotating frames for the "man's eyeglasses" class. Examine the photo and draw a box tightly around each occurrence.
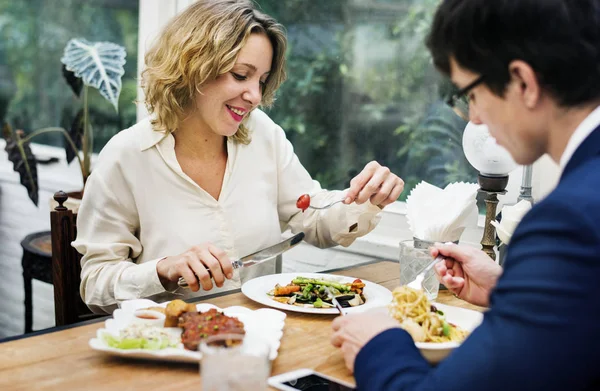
[445,75,485,121]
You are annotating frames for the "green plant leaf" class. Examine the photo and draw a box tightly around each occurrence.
[2,122,39,206]
[60,38,126,112]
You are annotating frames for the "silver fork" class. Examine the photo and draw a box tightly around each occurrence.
[324,286,346,316]
[309,199,345,210]
[407,255,444,290]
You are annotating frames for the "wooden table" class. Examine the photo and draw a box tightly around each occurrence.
[0,260,483,390]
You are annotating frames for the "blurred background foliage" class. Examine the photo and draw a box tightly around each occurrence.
[0,0,139,151]
[259,0,476,199]
[0,0,476,200]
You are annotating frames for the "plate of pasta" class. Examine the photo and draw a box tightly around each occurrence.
[388,286,484,363]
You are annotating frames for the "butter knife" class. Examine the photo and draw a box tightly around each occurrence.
[177,232,305,288]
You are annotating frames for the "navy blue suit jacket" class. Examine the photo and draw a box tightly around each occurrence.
[354,125,600,391]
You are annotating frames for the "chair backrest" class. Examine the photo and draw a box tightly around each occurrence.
[50,190,98,326]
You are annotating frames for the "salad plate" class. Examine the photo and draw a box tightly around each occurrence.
[88,299,286,363]
[241,272,393,315]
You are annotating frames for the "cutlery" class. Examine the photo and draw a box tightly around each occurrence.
[296,194,346,212]
[308,199,345,210]
[324,286,346,316]
[407,255,444,290]
[177,232,305,288]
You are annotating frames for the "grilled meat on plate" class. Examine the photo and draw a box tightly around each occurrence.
[178,308,245,351]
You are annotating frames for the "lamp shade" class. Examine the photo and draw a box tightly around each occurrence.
[462,122,517,176]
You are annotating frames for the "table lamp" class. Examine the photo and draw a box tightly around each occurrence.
[462,122,518,260]
[518,165,534,203]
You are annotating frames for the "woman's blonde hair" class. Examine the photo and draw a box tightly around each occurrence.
[142,0,287,144]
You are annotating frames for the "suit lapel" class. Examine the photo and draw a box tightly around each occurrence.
[561,124,600,180]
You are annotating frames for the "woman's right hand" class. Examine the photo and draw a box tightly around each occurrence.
[156,243,234,292]
[431,242,503,307]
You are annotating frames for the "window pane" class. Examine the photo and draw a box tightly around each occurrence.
[0,0,138,152]
[257,0,477,199]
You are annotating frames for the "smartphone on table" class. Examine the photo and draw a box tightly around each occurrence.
[268,368,356,391]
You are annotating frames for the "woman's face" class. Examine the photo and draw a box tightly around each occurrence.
[190,32,273,138]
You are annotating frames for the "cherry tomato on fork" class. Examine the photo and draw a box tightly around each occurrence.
[296,194,310,212]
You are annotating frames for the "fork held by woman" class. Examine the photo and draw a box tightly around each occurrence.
[296,194,345,212]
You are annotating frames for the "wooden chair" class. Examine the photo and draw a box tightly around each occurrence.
[50,191,100,326]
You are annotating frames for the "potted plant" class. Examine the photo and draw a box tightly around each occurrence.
[2,38,126,207]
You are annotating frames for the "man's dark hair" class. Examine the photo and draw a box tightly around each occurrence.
[426,0,600,107]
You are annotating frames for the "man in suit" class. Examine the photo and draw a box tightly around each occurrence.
[330,0,600,390]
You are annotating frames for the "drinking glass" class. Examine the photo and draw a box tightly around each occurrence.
[399,239,440,301]
[200,334,271,391]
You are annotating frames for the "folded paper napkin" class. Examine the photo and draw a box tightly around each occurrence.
[490,200,532,244]
[406,181,479,243]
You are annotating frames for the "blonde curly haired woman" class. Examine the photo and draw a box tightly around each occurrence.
[74,0,404,314]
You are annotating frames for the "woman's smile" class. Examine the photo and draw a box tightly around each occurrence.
[226,104,247,122]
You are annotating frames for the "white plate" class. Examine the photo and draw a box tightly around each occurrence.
[89,299,286,363]
[415,302,483,364]
[241,272,393,314]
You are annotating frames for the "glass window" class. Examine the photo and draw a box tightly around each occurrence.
[257,0,477,199]
[0,0,139,152]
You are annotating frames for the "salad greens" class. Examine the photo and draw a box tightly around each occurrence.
[270,276,366,308]
[103,324,179,350]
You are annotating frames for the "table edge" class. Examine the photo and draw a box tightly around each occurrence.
[0,258,393,343]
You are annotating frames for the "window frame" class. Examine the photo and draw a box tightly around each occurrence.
[136,0,195,121]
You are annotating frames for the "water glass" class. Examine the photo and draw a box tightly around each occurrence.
[200,334,271,391]
[399,239,440,301]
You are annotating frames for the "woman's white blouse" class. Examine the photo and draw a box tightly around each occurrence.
[73,109,382,314]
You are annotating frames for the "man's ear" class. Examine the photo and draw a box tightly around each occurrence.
[508,60,540,109]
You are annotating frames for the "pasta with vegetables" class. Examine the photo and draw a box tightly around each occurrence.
[388,286,468,343]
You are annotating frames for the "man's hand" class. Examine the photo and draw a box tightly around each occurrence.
[331,309,401,372]
[432,242,503,307]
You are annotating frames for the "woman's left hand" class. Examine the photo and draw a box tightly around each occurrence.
[345,161,404,208]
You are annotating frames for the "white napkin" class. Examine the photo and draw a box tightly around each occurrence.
[490,200,532,244]
[406,181,479,243]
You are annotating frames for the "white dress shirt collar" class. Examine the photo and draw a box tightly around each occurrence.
[559,105,600,170]
[138,118,169,151]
